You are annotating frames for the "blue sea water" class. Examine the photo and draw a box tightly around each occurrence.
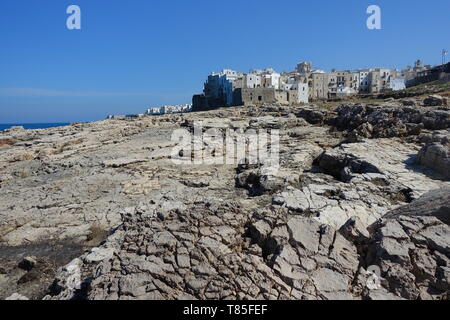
[0,123,70,131]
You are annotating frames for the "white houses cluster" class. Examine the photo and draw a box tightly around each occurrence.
[193,68,309,111]
[107,59,445,120]
[191,60,433,111]
[106,104,193,120]
[146,104,192,116]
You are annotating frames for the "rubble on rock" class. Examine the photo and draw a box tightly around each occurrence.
[423,95,447,107]
[417,130,450,179]
[331,103,450,139]
[367,187,450,300]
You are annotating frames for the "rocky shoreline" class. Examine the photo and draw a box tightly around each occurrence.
[0,93,449,300]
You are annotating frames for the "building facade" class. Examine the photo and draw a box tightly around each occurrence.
[296,61,313,74]
[192,60,416,110]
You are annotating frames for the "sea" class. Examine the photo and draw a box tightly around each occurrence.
[0,123,70,131]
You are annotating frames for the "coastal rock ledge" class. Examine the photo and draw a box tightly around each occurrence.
[1,100,449,300]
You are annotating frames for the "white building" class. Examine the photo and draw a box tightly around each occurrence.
[289,82,309,104]
[389,79,406,91]
[358,69,371,92]
[146,104,192,116]
[244,74,262,88]
[336,86,357,98]
[221,69,241,82]
[146,107,163,115]
[262,72,281,89]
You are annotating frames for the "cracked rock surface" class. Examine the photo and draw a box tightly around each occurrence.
[1,97,449,300]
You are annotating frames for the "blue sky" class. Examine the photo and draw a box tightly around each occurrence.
[1,0,449,123]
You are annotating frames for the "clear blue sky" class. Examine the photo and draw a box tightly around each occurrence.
[1,0,449,123]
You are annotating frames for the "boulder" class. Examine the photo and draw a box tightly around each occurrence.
[423,95,446,107]
[18,256,37,271]
[296,109,325,125]
[367,187,450,300]
[384,186,450,224]
[316,148,382,182]
[417,143,450,179]
[401,100,416,107]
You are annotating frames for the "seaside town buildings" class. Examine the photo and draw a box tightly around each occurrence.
[192,60,441,111]
[107,104,193,119]
[109,59,449,119]
[146,104,192,116]
[193,67,310,111]
[405,61,450,87]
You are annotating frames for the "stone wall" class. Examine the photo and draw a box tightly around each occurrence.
[242,88,277,106]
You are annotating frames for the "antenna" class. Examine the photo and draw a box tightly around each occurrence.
[443,49,448,65]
